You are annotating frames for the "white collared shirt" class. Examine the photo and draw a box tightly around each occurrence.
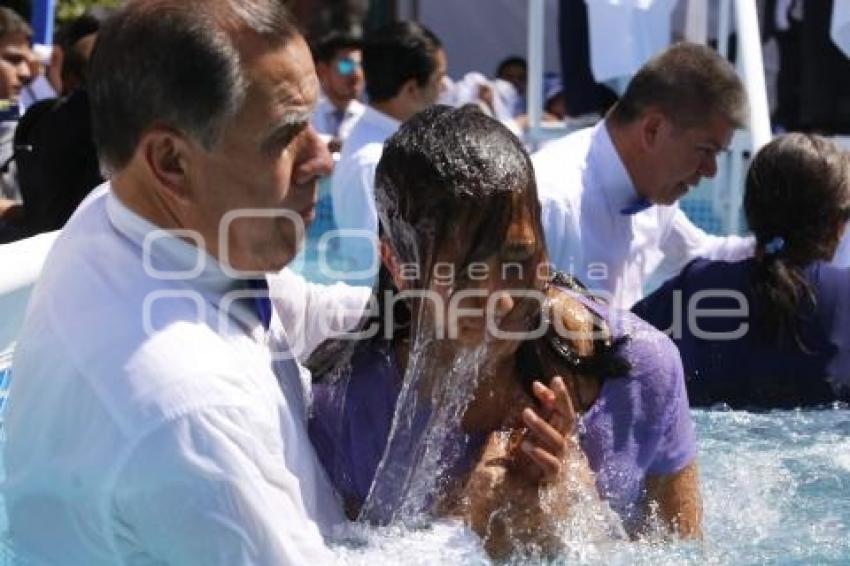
[310,96,366,146]
[330,106,400,286]
[3,184,351,565]
[533,121,754,309]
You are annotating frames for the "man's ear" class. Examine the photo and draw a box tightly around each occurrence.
[399,77,420,104]
[138,127,196,206]
[380,238,407,291]
[315,61,330,83]
[638,109,666,152]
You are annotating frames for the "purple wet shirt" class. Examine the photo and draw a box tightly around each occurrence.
[309,296,696,527]
[577,296,697,525]
[309,344,406,516]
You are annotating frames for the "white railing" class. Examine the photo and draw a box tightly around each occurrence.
[0,231,58,355]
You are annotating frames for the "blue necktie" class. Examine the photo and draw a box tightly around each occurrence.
[331,108,346,137]
[620,198,652,216]
[246,278,272,331]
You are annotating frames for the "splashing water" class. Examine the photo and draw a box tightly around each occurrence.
[330,408,850,565]
[359,332,490,524]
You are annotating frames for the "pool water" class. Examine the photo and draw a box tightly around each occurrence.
[328,408,850,565]
[0,397,846,564]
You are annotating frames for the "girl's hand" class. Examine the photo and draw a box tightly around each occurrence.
[510,376,580,483]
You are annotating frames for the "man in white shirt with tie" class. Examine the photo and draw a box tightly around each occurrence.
[533,43,754,309]
[331,21,446,286]
[3,2,371,564]
[310,28,366,153]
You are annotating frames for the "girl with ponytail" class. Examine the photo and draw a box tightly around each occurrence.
[634,133,850,408]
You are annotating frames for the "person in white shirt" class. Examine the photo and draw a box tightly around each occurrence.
[3,1,369,564]
[331,21,446,287]
[534,42,755,309]
[310,28,366,154]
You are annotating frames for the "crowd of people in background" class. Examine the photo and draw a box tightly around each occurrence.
[0,6,105,243]
[1,2,841,243]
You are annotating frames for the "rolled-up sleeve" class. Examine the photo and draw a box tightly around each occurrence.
[268,268,372,361]
[111,406,336,565]
[661,207,754,269]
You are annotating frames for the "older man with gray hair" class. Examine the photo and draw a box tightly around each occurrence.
[2,1,371,564]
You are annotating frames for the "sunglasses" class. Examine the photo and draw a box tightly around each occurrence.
[336,56,361,77]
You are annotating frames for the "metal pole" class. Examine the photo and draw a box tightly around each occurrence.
[718,0,731,59]
[527,0,545,147]
[31,0,55,48]
[725,131,748,235]
[734,0,771,152]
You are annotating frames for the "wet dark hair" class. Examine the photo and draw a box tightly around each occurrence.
[515,272,631,395]
[379,104,546,337]
[745,133,850,347]
[376,104,543,288]
[310,28,362,64]
[362,21,441,103]
[88,0,298,172]
[307,105,543,376]
[608,42,747,130]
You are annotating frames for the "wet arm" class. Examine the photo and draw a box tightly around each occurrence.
[267,268,372,360]
[452,432,567,559]
[645,460,703,538]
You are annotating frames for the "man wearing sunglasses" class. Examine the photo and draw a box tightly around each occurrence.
[310,29,365,154]
[331,21,446,287]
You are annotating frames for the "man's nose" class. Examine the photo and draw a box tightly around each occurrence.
[294,125,333,185]
[16,60,31,84]
[699,153,718,178]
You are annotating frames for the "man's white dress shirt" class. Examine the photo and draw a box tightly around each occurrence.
[311,96,365,147]
[533,121,754,309]
[268,267,371,362]
[3,184,357,565]
[330,106,400,285]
